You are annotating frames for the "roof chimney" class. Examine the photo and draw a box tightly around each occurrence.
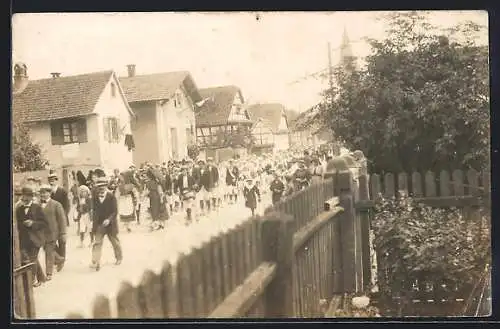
[126,64,136,77]
[13,62,29,94]
[51,72,61,78]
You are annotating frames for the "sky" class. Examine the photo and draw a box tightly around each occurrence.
[12,11,488,112]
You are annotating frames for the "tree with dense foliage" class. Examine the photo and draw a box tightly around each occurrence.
[315,12,489,173]
[12,118,46,172]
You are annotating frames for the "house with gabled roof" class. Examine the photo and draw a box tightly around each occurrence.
[119,65,202,164]
[247,103,291,153]
[290,106,333,149]
[12,63,136,173]
[195,85,253,150]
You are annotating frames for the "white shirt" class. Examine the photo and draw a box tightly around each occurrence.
[24,201,33,214]
[182,175,188,187]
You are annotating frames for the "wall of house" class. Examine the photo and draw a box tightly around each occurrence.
[274,133,290,151]
[277,112,288,132]
[29,116,102,170]
[158,87,196,161]
[251,121,274,146]
[130,102,160,165]
[227,93,250,122]
[93,76,134,172]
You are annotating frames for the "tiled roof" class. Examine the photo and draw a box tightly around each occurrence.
[12,70,114,123]
[195,85,243,127]
[292,105,322,131]
[247,103,288,133]
[119,71,201,103]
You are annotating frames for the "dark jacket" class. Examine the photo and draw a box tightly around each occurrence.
[41,199,67,242]
[163,172,174,195]
[243,184,260,210]
[191,166,202,189]
[92,191,119,235]
[51,186,69,215]
[270,179,285,204]
[176,174,195,194]
[226,166,239,186]
[15,203,47,249]
[201,166,219,190]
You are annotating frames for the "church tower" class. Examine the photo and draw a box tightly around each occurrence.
[339,27,355,70]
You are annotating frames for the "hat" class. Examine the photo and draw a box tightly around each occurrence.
[95,177,109,188]
[39,184,52,192]
[26,176,35,182]
[48,173,58,181]
[21,186,34,196]
[207,157,214,161]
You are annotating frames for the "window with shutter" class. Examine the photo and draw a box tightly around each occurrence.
[111,118,119,143]
[78,119,88,143]
[50,122,64,145]
[103,117,110,142]
[51,118,87,145]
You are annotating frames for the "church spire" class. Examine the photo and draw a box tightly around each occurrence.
[340,27,354,68]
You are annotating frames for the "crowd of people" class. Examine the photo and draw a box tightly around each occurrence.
[13,145,337,287]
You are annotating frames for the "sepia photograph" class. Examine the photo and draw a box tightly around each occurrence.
[11,11,491,320]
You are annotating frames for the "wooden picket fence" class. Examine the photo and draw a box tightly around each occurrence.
[61,167,371,319]
[357,169,491,317]
[12,207,37,319]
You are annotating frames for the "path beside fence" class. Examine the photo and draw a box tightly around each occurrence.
[34,195,271,319]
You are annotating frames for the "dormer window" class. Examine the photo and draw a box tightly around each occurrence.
[110,82,116,98]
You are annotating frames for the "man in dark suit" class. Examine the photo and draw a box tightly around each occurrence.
[15,187,48,287]
[176,165,196,223]
[226,159,240,204]
[202,157,219,210]
[48,173,69,271]
[90,178,123,271]
[191,160,205,212]
[39,184,67,279]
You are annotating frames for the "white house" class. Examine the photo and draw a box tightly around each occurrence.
[12,63,135,173]
[247,103,290,153]
[119,65,201,164]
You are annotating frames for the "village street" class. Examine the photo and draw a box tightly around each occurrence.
[34,194,272,319]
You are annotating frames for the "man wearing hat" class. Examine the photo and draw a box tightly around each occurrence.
[15,186,48,286]
[201,157,219,211]
[39,184,67,278]
[176,165,196,223]
[48,173,70,223]
[48,172,70,270]
[90,177,122,271]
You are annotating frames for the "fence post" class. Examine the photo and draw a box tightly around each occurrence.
[261,211,295,318]
[358,172,371,292]
[336,166,358,293]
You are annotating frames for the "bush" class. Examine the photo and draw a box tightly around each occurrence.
[372,194,490,303]
[187,144,200,160]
